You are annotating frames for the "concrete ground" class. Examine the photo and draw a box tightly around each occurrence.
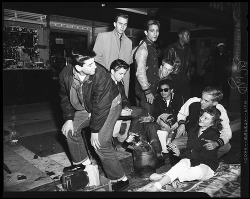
[3,76,241,194]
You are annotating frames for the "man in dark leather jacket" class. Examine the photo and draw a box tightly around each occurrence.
[59,49,129,191]
[163,27,191,101]
[109,59,148,146]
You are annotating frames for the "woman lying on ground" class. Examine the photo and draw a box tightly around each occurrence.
[146,106,222,191]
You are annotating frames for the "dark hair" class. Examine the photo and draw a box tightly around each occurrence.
[203,106,223,131]
[115,13,129,22]
[144,19,160,31]
[71,49,96,66]
[158,79,173,90]
[162,58,174,67]
[202,86,223,102]
[110,59,130,72]
[177,27,190,35]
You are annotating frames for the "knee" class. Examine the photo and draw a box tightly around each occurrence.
[179,158,190,167]
[66,130,81,141]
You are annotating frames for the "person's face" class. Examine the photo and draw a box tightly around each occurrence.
[200,93,218,110]
[159,84,172,99]
[111,67,127,82]
[114,17,128,34]
[75,58,96,75]
[218,46,225,53]
[144,24,159,43]
[198,112,214,127]
[161,63,174,78]
[180,31,190,44]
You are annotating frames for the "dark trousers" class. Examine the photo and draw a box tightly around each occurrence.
[171,74,190,102]
[139,122,162,154]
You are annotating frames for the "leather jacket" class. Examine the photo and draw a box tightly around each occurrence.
[59,63,120,133]
[163,41,191,76]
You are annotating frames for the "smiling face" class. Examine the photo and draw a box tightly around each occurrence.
[75,58,96,75]
[161,63,174,78]
[111,67,127,82]
[200,93,218,110]
[145,24,159,43]
[114,16,128,35]
[198,112,214,128]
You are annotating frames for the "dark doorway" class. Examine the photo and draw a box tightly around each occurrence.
[49,30,88,76]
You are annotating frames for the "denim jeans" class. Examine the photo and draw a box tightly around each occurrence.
[128,106,148,135]
[136,91,154,115]
[66,96,125,181]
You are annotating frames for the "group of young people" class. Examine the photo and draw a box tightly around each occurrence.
[58,12,232,192]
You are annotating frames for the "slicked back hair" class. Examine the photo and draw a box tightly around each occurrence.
[202,86,223,102]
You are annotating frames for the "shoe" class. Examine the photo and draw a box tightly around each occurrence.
[63,164,85,173]
[112,179,129,192]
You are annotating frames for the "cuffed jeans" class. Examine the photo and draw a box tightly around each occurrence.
[66,96,125,181]
[128,106,148,135]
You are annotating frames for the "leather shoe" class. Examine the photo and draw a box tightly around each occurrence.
[63,164,85,173]
[112,179,129,192]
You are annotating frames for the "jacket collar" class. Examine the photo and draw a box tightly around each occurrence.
[144,37,156,48]
[113,29,127,40]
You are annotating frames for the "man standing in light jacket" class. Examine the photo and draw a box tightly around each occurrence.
[93,13,132,97]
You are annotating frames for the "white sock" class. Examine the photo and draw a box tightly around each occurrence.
[81,158,91,166]
[121,176,128,181]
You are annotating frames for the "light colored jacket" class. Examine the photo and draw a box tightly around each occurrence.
[93,30,132,96]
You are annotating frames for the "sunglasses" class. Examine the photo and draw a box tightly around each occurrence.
[159,88,170,92]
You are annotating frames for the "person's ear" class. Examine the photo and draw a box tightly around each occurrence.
[113,22,116,28]
[144,30,148,36]
[111,69,115,75]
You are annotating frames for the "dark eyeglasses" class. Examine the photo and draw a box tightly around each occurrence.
[159,88,170,92]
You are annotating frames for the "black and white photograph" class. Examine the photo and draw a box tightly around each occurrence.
[3,2,248,198]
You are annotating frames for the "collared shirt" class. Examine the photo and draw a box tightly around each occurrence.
[70,68,90,111]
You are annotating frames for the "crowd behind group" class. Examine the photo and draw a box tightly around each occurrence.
[58,13,232,192]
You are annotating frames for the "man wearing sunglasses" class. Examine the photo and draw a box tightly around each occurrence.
[140,79,184,168]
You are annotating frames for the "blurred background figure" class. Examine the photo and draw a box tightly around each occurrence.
[213,43,231,105]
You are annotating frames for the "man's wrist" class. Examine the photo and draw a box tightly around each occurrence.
[178,120,186,126]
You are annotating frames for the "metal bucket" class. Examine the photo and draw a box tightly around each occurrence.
[133,142,157,178]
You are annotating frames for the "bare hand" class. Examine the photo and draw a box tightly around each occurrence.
[168,142,180,156]
[146,93,155,104]
[176,124,186,138]
[61,120,74,137]
[203,139,219,150]
[91,133,101,150]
